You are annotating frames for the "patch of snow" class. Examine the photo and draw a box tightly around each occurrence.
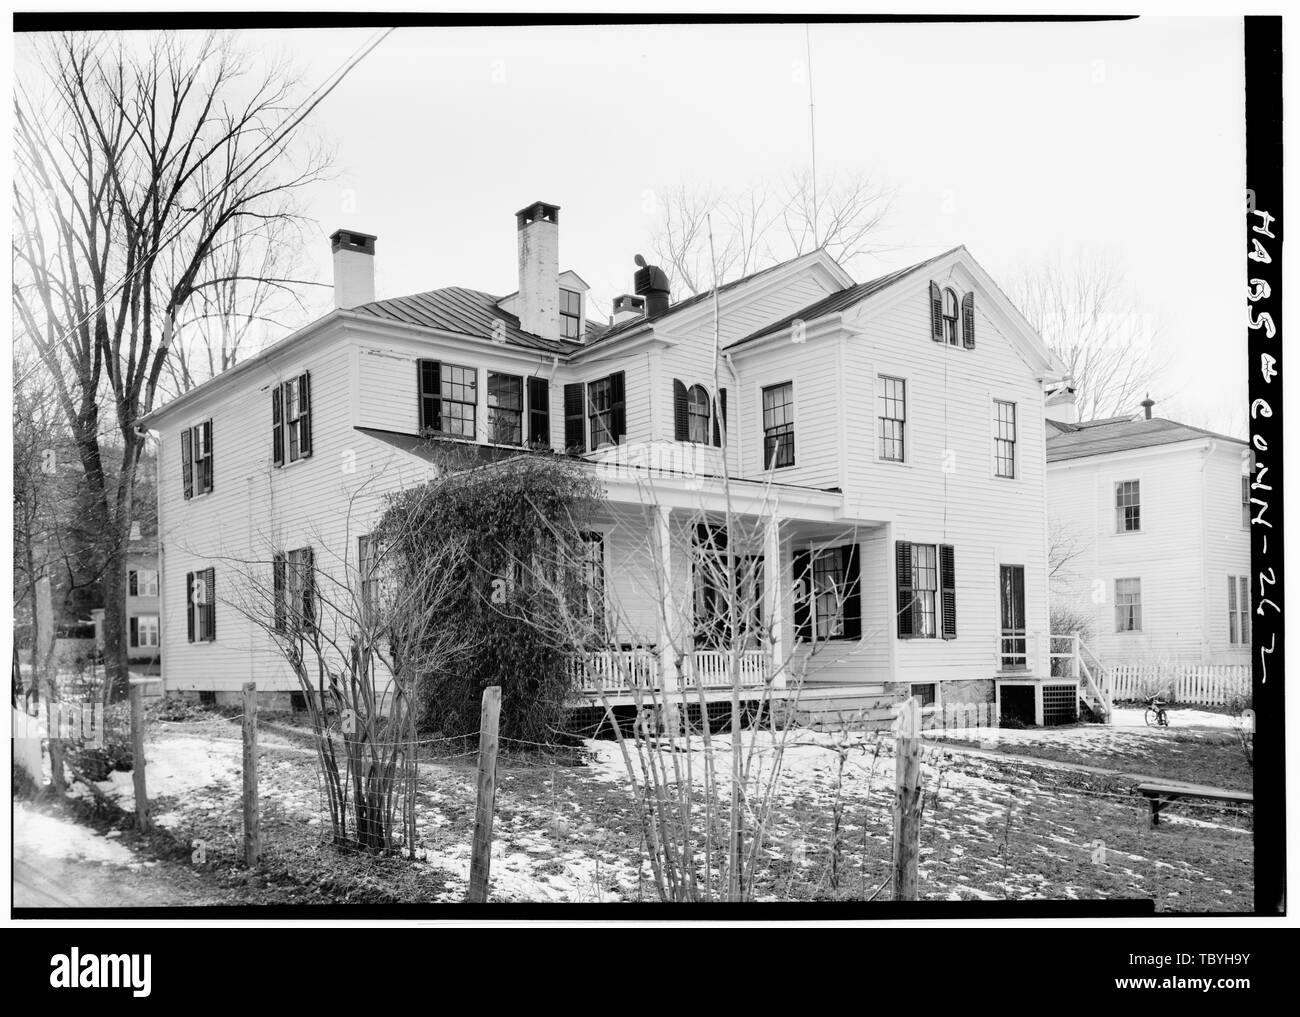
[14,804,136,865]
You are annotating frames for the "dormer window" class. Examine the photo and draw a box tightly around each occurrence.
[942,288,959,345]
[560,288,582,340]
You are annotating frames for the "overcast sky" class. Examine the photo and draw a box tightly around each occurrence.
[23,17,1250,435]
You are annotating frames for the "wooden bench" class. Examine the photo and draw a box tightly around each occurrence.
[1135,781,1253,826]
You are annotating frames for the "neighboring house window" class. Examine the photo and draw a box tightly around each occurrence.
[1115,480,1141,532]
[1228,575,1251,645]
[560,288,582,340]
[793,544,861,642]
[994,400,1017,478]
[1242,475,1251,528]
[1115,577,1142,632]
[272,373,312,466]
[762,382,795,469]
[128,569,159,598]
[687,384,710,443]
[181,420,214,498]
[488,372,524,445]
[186,568,216,643]
[129,615,159,649]
[877,375,906,462]
[274,547,316,634]
[942,288,959,345]
[895,542,956,640]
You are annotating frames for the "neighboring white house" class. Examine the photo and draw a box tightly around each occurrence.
[1045,396,1252,668]
[139,199,1071,722]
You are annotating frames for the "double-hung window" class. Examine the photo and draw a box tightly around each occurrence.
[896,542,956,640]
[1242,475,1251,528]
[488,372,524,445]
[687,384,711,444]
[1116,480,1141,532]
[129,568,159,598]
[877,376,906,462]
[762,382,795,469]
[418,361,477,438]
[129,615,160,649]
[186,568,216,643]
[181,420,214,497]
[994,400,1017,478]
[274,548,316,635]
[1228,575,1250,645]
[272,373,312,466]
[793,544,861,642]
[560,289,582,340]
[588,376,616,448]
[1115,578,1142,631]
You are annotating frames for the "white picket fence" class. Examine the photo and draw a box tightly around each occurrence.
[1108,664,1250,707]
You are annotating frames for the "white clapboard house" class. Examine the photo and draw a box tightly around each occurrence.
[140,200,1076,724]
[1045,395,1252,673]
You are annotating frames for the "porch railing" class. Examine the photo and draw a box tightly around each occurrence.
[567,647,772,695]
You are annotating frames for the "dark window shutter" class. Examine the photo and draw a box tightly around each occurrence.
[129,571,138,597]
[129,616,139,648]
[609,371,626,443]
[673,379,689,441]
[273,554,286,633]
[527,376,550,447]
[895,541,914,638]
[204,568,216,641]
[181,427,194,499]
[712,388,727,447]
[202,420,213,493]
[186,572,196,643]
[272,385,284,467]
[793,549,813,644]
[419,360,441,434]
[302,547,316,631]
[961,292,975,349]
[939,544,956,640]
[298,372,313,457]
[929,280,944,341]
[841,543,862,639]
[563,382,586,452]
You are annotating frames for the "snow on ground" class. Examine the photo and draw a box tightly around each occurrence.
[14,802,139,866]
[78,735,242,826]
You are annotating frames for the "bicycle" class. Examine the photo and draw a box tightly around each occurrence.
[1143,696,1169,727]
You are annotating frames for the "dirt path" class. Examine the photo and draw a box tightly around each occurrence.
[13,852,211,909]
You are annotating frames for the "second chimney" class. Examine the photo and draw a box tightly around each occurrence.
[516,201,560,340]
[330,229,376,309]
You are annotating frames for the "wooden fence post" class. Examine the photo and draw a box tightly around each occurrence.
[892,696,921,902]
[129,680,149,832]
[467,685,502,903]
[242,682,260,867]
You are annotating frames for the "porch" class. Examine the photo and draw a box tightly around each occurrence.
[565,647,773,698]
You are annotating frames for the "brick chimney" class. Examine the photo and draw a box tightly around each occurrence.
[330,229,376,309]
[611,293,645,326]
[516,201,560,340]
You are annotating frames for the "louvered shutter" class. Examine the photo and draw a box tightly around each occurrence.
[895,542,914,637]
[939,544,956,640]
[273,554,286,632]
[673,379,689,441]
[929,281,944,341]
[186,572,196,642]
[1241,576,1251,644]
[201,420,213,493]
[564,382,586,452]
[298,372,313,458]
[272,385,284,467]
[129,616,139,648]
[527,376,550,447]
[302,547,316,631]
[204,568,216,641]
[609,371,626,443]
[792,550,813,643]
[129,571,138,597]
[181,427,194,499]
[961,292,975,349]
[419,360,441,434]
[712,389,727,447]
[841,543,862,639]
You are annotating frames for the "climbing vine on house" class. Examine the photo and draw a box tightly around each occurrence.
[376,447,606,744]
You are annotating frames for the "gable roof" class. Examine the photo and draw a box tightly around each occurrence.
[350,286,595,354]
[725,248,960,350]
[1046,416,1247,462]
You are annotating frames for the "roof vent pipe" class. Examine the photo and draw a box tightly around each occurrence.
[632,254,671,318]
[1141,395,1155,420]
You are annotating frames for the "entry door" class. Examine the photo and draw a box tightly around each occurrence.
[999,564,1026,669]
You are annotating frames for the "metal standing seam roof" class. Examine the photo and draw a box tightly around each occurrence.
[724,248,961,350]
[1046,417,1247,463]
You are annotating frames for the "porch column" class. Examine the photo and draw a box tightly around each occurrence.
[654,504,682,696]
[763,514,788,690]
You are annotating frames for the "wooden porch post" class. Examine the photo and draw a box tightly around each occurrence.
[763,514,786,690]
[654,505,682,731]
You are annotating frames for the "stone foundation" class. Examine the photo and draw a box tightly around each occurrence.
[886,678,994,707]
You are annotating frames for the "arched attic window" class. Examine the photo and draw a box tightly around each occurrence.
[942,288,959,345]
[687,384,711,443]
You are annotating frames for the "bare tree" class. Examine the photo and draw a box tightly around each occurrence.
[649,170,894,297]
[12,31,331,698]
[1008,250,1169,422]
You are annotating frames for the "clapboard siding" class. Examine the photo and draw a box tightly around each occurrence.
[1047,439,1248,666]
